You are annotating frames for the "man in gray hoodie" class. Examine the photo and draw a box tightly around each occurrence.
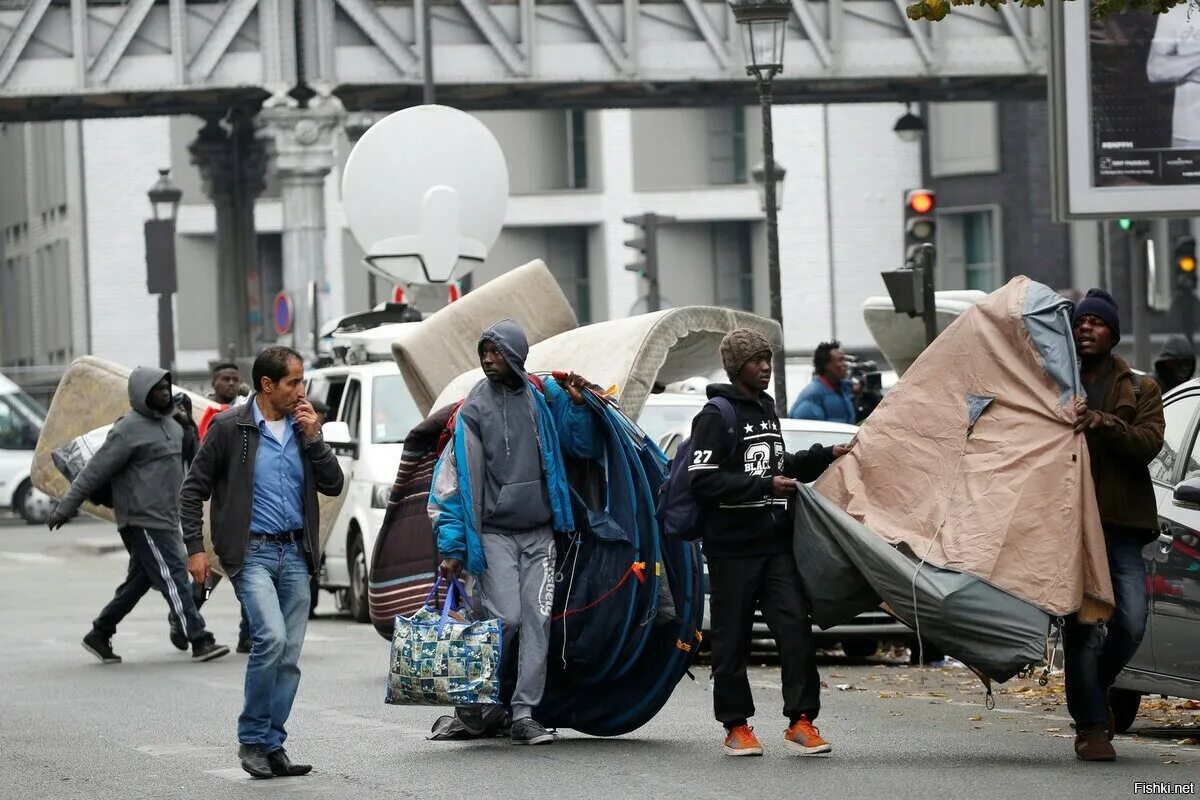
[433,319,600,745]
[47,366,229,664]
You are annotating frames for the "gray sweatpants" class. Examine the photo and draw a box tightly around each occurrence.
[477,528,556,720]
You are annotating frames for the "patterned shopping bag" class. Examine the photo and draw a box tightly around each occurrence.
[385,578,504,707]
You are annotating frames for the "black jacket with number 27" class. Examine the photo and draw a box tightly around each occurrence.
[687,383,835,559]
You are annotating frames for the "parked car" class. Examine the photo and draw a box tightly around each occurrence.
[305,323,424,622]
[1109,379,1200,731]
[658,415,932,662]
[0,372,52,524]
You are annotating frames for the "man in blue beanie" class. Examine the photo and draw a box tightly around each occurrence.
[1065,288,1164,762]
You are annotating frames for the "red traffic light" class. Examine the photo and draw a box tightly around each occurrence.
[907,189,935,215]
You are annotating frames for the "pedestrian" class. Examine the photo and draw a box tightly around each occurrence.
[689,329,851,757]
[430,319,601,745]
[789,341,856,423]
[186,361,254,654]
[1066,289,1165,762]
[1153,334,1196,395]
[180,346,345,779]
[46,367,230,665]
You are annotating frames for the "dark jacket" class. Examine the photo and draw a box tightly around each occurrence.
[789,376,856,424]
[180,397,345,576]
[1084,356,1165,542]
[1153,334,1196,395]
[58,366,185,531]
[688,384,834,558]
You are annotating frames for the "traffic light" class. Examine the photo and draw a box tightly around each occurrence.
[1118,218,1133,232]
[623,212,674,312]
[903,189,936,266]
[1177,235,1197,292]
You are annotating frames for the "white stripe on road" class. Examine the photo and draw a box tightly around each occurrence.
[0,551,65,564]
[143,529,190,640]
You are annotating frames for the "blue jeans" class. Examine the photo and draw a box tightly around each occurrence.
[1063,534,1150,727]
[230,539,311,751]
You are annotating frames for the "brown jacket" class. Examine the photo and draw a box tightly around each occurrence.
[1083,356,1165,541]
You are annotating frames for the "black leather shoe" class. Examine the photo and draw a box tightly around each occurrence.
[268,748,313,777]
[238,744,274,778]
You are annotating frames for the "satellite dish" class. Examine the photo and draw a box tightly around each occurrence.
[342,105,509,285]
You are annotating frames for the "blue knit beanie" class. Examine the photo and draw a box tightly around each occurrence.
[1073,288,1121,344]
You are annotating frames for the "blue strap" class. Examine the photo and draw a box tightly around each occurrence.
[436,578,475,636]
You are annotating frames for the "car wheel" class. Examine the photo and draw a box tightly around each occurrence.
[13,480,45,525]
[1109,688,1142,734]
[908,637,944,665]
[842,640,879,659]
[348,534,370,624]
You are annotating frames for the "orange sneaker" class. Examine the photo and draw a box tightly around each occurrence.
[723,724,764,756]
[784,716,832,755]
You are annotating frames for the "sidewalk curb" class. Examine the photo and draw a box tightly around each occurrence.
[75,537,125,556]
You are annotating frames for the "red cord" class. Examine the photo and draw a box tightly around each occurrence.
[552,564,637,622]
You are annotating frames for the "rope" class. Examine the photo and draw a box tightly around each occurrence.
[552,563,639,623]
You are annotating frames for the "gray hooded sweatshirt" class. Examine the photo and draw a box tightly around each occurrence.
[459,319,553,534]
[58,366,186,531]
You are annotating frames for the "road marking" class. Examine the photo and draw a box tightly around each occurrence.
[0,551,64,564]
[135,743,226,757]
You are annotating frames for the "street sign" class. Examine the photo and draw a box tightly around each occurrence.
[273,291,294,336]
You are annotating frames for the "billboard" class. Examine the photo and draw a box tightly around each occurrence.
[1051,0,1200,218]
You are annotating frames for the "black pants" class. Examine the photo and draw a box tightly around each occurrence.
[93,527,209,643]
[190,573,251,642]
[708,552,821,728]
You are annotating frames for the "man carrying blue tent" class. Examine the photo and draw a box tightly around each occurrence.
[431,318,601,746]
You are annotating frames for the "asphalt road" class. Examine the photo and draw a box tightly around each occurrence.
[1,517,1197,800]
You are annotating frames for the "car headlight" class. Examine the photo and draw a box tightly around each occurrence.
[371,483,391,509]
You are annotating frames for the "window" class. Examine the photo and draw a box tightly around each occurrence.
[1151,394,1200,483]
[713,222,754,311]
[929,102,1000,177]
[342,379,362,442]
[568,110,588,190]
[372,375,423,444]
[707,108,748,185]
[938,208,1002,293]
[307,375,347,423]
[0,397,37,451]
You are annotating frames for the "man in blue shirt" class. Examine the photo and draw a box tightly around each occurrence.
[789,341,856,424]
[181,346,345,779]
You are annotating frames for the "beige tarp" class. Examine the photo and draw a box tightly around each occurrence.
[391,260,578,414]
[32,357,348,576]
[430,307,782,421]
[816,277,1114,621]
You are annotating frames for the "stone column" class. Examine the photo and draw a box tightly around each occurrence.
[259,97,345,357]
[190,112,268,359]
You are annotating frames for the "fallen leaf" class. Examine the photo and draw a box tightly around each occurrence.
[1163,760,1181,765]
[1044,728,1062,733]
[969,715,984,721]
[830,673,847,679]
[836,684,854,691]
[1176,738,1199,746]
[820,681,829,689]
[1178,700,1200,710]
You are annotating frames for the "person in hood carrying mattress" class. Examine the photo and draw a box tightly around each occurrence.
[47,367,231,665]
[430,319,602,746]
[1067,289,1166,762]
[689,329,851,758]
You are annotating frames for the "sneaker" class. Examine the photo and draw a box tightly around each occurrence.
[81,631,121,664]
[723,725,764,757]
[510,717,554,745]
[1075,724,1116,762]
[236,637,252,654]
[784,716,832,755]
[192,635,231,662]
[167,614,188,651]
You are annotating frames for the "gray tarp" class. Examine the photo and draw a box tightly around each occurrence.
[794,484,1050,683]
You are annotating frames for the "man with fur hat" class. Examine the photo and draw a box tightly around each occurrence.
[688,328,851,758]
[1066,289,1165,761]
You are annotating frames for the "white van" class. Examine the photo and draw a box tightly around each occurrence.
[305,322,424,622]
[0,373,51,523]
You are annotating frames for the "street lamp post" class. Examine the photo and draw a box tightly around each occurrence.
[730,0,791,406]
[145,169,182,372]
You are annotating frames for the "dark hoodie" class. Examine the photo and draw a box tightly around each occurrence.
[688,384,835,558]
[57,366,186,531]
[1154,334,1196,394]
[459,319,553,534]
